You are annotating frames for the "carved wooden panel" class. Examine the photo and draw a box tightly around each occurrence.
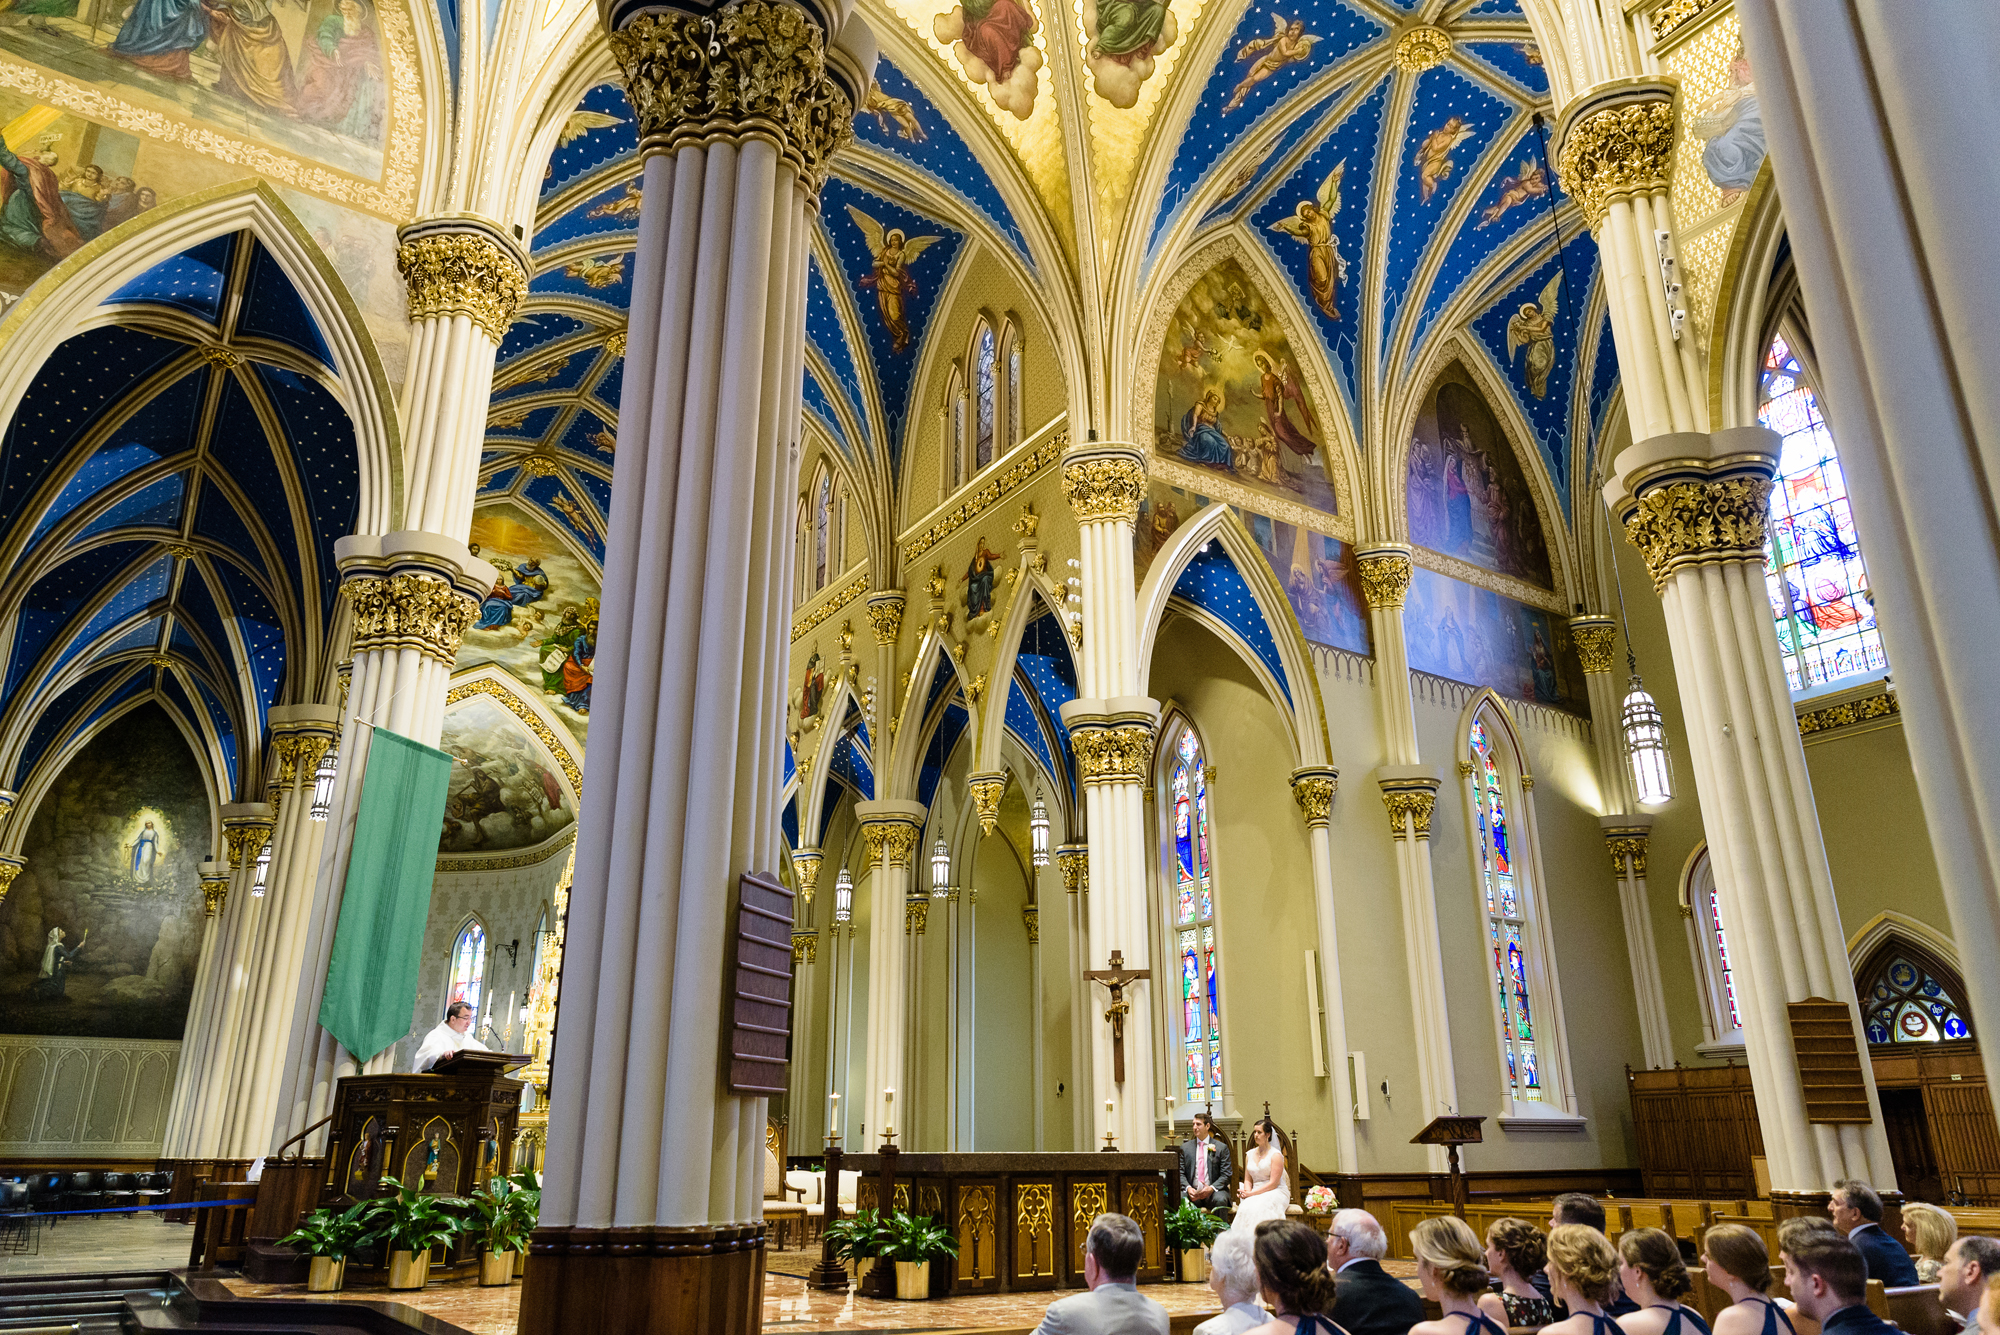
[1628,1064,1762,1198]
[1013,1181,1057,1287]
[1121,1177,1165,1280]
[729,871,794,1094]
[1789,1000,1872,1123]
[955,1182,999,1291]
[1926,1081,2000,1203]
[1069,1180,1109,1281]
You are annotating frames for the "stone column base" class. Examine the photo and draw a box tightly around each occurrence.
[1766,1189,1833,1223]
[520,1223,766,1334]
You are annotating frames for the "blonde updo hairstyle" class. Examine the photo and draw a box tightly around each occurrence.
[1700,1223,1772,1293]
[1547,1224,1620,1305]
[1619,1227,1693,1300]
[1411,1216,1493,1298]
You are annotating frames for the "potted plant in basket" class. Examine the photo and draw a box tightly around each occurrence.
[878,1210,958,1301]
[821,1207,884,1288]
[1165,1200,1226,1283]
[279,1200,375,1292]
[462,1174,536,1286]
[366,1175,465,1290]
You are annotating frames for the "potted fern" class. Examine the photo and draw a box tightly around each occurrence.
[366,1175,464,1290]
[279,1200,374,1292]
[462,1175,535,1286]
[1165,1200,1226,1282]
[877,1210,958,1301]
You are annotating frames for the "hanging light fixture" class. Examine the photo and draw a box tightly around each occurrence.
[309,746,339,822]
[1029,791,1050,867]
[931,838,951,899]
[1604,494,1674,806]
[251,841,272,897]
[833,868,854,923]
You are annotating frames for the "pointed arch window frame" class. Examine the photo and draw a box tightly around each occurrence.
[1680,844,1747,1057]
[1151,710,1228,1119]
[1852,934,1973,1048]
[446,914,489,1028]
[1457,696,1581,1125]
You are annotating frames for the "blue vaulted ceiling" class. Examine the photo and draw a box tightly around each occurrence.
[0,230,359,800]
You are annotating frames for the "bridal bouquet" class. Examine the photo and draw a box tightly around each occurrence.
[1303,1186,1335,1214]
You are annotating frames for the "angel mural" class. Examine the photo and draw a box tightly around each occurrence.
[1413,116,1474,204]
[1223,16,1318,112]
[1174,317,1218,374]
[1506,271,1562,399]
[559,108,624,146]
[1267,161,1346,321]
[863,83,927,141]
[847,205,943,354]
[1687,41,1763,204]
[1477,159,1548,228]
[1082,0,1178,109]
[934,0,1043,120]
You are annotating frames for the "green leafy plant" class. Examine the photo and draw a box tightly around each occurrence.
[462,1176,535,1254]
[876,1210,959,1264]
[279,1200,376,1259]
[365,1175,465,1255]
[1164,1200,1227,1251]
[822,1207,885,1264]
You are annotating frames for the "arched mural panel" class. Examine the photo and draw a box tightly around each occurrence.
[1406,364,1553,589]
[436,690,577,857]
[0,703,208,1038]
[460,504,600,748]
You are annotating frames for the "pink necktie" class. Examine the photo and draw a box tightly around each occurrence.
[1196,1142,1208,1188]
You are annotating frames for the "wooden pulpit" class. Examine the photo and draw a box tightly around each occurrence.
[318,1053,529,1276]
[1412,1115,1485,1219]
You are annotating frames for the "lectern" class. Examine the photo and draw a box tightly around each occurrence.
[1411,1115,1485,1219]
[318,1051,529,1277]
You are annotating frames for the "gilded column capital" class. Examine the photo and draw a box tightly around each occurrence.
[608,1,856,193]
[199,862,230,918]
[1569,615,1619,675]
[1061,445,1147,525]
[345,571,479,665]
[1290,767,1339,828]
[1071,721,1154,785]
[394,216,530,343]
[1606,831,1650,879]
[791,930,818,965]
[0,790,19,828]
[969,771,1008,836]
[1353,545,1413,610]
[866,592,906,646]
[1022,904,1040,945]
[860,815,922,869]
[791,848,822,904]
[0,855,23,907]
[1623,476,1774,591]
[1552,78,1678,232]
[221,807,275,869]
[1056,844,1089,895]
[905,895,929,935]
[1377,774,1441,840]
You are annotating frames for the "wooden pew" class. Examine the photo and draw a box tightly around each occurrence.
[1884,1285,1954,1335]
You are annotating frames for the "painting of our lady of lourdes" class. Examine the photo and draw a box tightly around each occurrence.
[0,0,391,178]
[1152,258,1339,518]
[0,705,209,1039]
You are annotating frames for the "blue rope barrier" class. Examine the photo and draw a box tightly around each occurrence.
[3,1198,255,1220]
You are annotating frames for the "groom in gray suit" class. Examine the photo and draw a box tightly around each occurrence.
[1034,1214,1169,1334]
[1178,1112,1233,1215]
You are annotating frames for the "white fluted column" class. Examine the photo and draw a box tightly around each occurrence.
[522,5,872,1326]
[1571,614,1674,1069]
[1354,545,1455,1162]
[1058,843,1090,1148]
[1604,430,1895,1194]
[855,803,922,1144]
[1291,768,1357,1172]
[170,805,273,1158]
[159,860,231,1159]
[1736,0,2000,1112]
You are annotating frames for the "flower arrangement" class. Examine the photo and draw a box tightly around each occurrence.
[1304,1185,1335,1214]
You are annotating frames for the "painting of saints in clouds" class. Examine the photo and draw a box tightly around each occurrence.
[1153,260,1338,516]
[1405,365,1551,589]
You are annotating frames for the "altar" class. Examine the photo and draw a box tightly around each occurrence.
[842,1151,1179,1297]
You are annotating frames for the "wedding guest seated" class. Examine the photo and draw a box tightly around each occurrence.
[1199,1230,1270,1335]
[1543,1224,1625,1335]
[1616,1228,1711,1335]
[1483,1218,1557,1328]
[1247,1220,1347,1335]
[1034,1213,1169,1335]
[1702,1224,1796,1335]
[1780,1225,1895,1335]
[1829,1180,1920,1287]
[1936,1234,2000,1332]
[1330,1209,1425,1335]
[1550,1195,1639,1316]
[1900,1202,1957,1284]
[1405,1216,1505,1335]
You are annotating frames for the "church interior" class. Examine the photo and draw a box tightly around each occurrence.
[0,0,1990,1329]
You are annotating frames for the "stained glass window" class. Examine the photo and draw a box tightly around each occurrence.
[1168,724,1223,1109]
[1759,335,1885,693]
[1471,719,1539,1102]
[975,323,997,471]
[1006,331,1022,448]
[1864,956,1971,1045]
[447,919,487,1021]
[814,472,831,592]
[1708,881,1742,1034]
[947,368,965,493]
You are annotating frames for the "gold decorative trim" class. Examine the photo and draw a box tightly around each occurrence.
[791,930,817,964]
[347,572,477,666]
[198,871,229,918]
[861,817,921,870]
[1797,686,1900,739]
[866,593,906,646]
[1290,770,1337,828]
[396,231,526,342]
[1652,0,1720,44]
[609,1,854,191]
[1570,617,1618,675]
[1355,550,1413,610]
[1072,722,1154,785]
[1623,476,1773,591]
[902,433,1067,563]
[905,897,929,935]
[1378,779,1439,840]
[1057,846,1089,895]
[1394,26,1453,73]
[442,677,584,799]
[222,821,272,869]
[791,572,867,643]
[1146,456,1358,545]
[1415,545,1566,614]
[435,825,577,874]
[1022,904,1039,945]
[969,773,1007,836]
[0,858,23,907]
[1557,98,1678,232]
[1607,834,1650,878]
[1062,452,1148,526]
[791,849,822,904]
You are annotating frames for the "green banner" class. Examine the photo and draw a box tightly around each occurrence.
[317,727,453,1063]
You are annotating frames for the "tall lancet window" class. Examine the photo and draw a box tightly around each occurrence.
[447,919,487,1019]
[1759,334,1885,692]
[813,471,832,592]
[1470,719,1539,1102]
[1684,848,1743,1047]
[974,321,996,472]
[1166,724,1223,1109]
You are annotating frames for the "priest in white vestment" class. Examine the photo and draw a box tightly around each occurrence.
[412,1000,489,1072]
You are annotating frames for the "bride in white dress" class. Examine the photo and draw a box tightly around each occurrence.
[1226,1116,1292,1237]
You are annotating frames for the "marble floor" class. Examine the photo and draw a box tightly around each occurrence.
[0,1213,189,1277]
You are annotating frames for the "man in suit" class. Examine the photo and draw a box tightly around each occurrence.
[1328,1209,1425,1335]
[1830,1179,1921,1286]
[1938,1235,2000,1333]
[1179,1112,1233,1214]
[1034,1213,1169,1335]
[1550,1193,1640,1315]
[1783,1225,1899,1335]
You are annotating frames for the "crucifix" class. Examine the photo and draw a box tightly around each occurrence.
[1084,950,1151,1084]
